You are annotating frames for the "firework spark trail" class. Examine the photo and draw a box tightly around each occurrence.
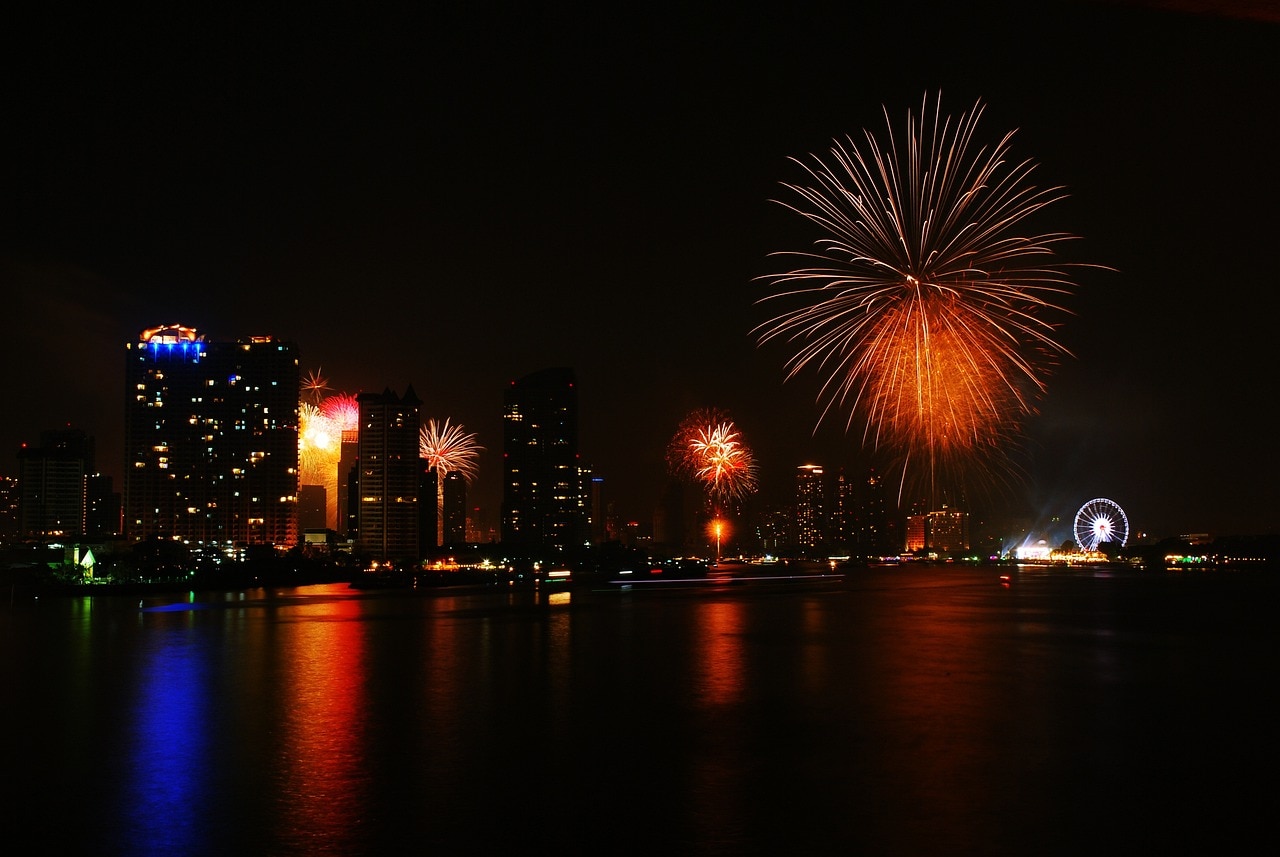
[419,418,483,545]
[756,93,1091,501]
[301,368,332,405]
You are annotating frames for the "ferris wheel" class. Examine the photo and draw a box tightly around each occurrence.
[1073,498,1129,552]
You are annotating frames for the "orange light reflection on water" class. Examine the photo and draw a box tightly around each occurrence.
[275,593,368,852]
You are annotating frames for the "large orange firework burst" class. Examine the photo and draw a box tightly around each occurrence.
[757,93,1091,500]
[299,392,360,529]
[667,408,759,506]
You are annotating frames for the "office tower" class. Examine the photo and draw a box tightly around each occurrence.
[0,475,18,539]
[904,506,969,554]
[442,470,467,545]
[795,464,825,551]
[356,386,421,564]
[832,468,855,550]
[859,467,897,557]
[17,428,93,538]
[85,473,121,538]
[338,427,359,538]
[124,325,299,548]
[501,367,582,549]
[905,513,928,553]
[418,464,438,551]
[927,507,969,553]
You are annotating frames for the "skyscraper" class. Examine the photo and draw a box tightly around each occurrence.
[442,470,467,546]
[859,467,898,557]
[17,428,93,538]
[124,325,299,548]
[501,367,582,549]
[356,386,421,565]
[795,464,825,551]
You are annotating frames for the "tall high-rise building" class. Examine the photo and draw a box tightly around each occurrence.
[859,467,897,557]
[356,387,421,564]
[501,367,582,549]
[795,464,825,550]
[17,428,93,538]
[0,475,19,539]
[124,325,299,548]
[442,470,467,545]
[338,427,359,538]
[85,473,121,538]
[831,467,855,550]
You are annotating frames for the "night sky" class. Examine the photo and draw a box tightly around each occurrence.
[4,1,1277,542]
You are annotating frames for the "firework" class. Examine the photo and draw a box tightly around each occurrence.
[419,418,482,483]
[299,391,360,530]
[756,93,1087,500]
[319,392,360,434]
[668,409,759,506]
[419,418,483,546]
[301,368,332,405]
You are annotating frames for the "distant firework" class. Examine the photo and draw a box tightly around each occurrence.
[301,368,332,405]
[420,418,483,547]
[757,93,1090,500]
[419,418,482,483]
[668,409,759,506]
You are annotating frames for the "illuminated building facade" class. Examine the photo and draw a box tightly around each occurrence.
[124,325,300,548]
[356,387,421,564]
[501,367,582,549]
[795,464,825,550]
[905,507,970,554]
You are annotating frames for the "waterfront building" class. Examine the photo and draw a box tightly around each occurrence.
[338,427,359,538]
[356,386,421,565]
[17,428,93,538]
[85,473,121,538]
[831,467,855,550]
[859,467,898,557]
[905,506,971,554]
[501,367,583,549]
[0,475,18,539]
[123,325,300,548]
[795,464,825,551]
[443,470,467,545]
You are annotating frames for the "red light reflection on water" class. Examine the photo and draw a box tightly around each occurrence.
[695,599,745,708]
[274,593,368,851]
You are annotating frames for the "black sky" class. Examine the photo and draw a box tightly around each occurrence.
[3,0,1277,542]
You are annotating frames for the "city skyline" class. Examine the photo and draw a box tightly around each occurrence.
[3,1,1277,540]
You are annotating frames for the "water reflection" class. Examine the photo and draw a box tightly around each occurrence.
[272,592,369,854]
[120,618,214,856]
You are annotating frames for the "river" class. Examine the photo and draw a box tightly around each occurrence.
[2,564,1275,855]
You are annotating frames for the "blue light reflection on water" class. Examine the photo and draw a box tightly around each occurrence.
[117,619,215,856]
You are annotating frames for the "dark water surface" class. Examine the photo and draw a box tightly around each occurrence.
[3,565,1276,855]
